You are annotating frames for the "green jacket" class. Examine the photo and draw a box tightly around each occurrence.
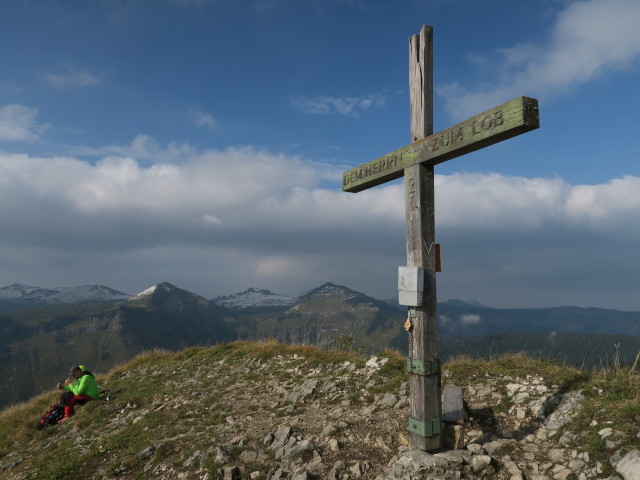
[64,373,100,399]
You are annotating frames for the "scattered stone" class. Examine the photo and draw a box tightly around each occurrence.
[568,458,586,471]
[365,356,389,370]
[269,426,292,451]
[349,461,364,477]
[287,439,315,458]
[470,454,492,473]
[378,392,398,408]
[5,350,638,480]
[321,423,338,436]
[482,439,517,456]
[434,449,471,465]
[377,447,451,479]
[545,391,585,432]
[239,450,258,463]
[223,466,241,480]
[467,443,483,455]
[611,449,640,480]
[138,446,155,459]
[182,449,201,467]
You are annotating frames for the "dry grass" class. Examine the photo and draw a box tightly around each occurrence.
[0,342,637,479]
[446,348,640,471]
[0,340,405,479]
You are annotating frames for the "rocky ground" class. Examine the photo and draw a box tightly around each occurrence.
[0,342,638,479]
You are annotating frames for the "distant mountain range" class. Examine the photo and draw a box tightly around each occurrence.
[0,283,130,311]
[241,282,405,352]
[0,280,638,408]
[434,301,640,337]
[0,282,235,408]
[212,287,297,311]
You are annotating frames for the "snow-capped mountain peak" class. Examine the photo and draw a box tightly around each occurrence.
[131,285,158,300]
[213,287,296,310]
[0,283,131,305]
[0,284,58,300]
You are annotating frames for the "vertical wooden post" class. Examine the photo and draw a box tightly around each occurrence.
[342,23,537,453]
[406,25,442,451]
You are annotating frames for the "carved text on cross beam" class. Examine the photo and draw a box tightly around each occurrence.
[342,96,539,193]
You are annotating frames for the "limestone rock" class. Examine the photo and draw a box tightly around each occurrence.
[375,447,452,480]
[611,449,640,480]
[470,454,492,473]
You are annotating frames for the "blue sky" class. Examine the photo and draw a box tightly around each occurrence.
[1,0,640,311]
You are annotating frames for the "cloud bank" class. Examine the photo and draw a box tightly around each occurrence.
[1,142,639,309]
[439,0,640,118]
[2,0,639,310]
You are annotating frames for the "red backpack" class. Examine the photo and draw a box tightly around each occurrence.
[36,403,65,430]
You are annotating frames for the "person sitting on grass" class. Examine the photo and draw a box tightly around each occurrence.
[56,365,100,422]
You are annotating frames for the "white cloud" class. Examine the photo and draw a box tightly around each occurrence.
[202,213,223,225]
[437,172,640,235]
[291,93,386,117]
[565,175,640,223]
[459,314,481,325]
[1,140,640,308]
[0,104,49,141]
[70,135,197,164]
[188,107,217,130]
[45,70,102,89]
[439,0,640,118]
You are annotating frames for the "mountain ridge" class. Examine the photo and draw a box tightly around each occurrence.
[0,279,639,410]
[6,280,640,316]
[213,286,297,310]
[1,342,638,479]
[3,280,640,343]
[0,283,131,311]
[0,281,236,409]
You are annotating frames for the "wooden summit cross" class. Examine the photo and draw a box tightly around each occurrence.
[343,25,539,451]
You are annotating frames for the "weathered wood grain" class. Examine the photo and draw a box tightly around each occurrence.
[342,95,539,193]
[341,23,540,453]
[406,24,442,452]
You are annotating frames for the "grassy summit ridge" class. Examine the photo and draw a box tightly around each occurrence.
[0,341,637,479]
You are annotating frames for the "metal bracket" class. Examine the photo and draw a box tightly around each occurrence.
[406,358,440,376]
[408,416,442,438]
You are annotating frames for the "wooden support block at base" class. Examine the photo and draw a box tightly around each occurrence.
[443,424,465,450]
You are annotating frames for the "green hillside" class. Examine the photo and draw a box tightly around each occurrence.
[2,281,639,412]
[388,331,640,370]
[0,341,637,479]
[246,283,404,352]
[0,283,235,409]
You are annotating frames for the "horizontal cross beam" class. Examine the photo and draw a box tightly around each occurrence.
[342,96,539,193]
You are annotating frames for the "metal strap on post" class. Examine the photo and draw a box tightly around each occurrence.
[406,358,440,376]
[408,416,442,438]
